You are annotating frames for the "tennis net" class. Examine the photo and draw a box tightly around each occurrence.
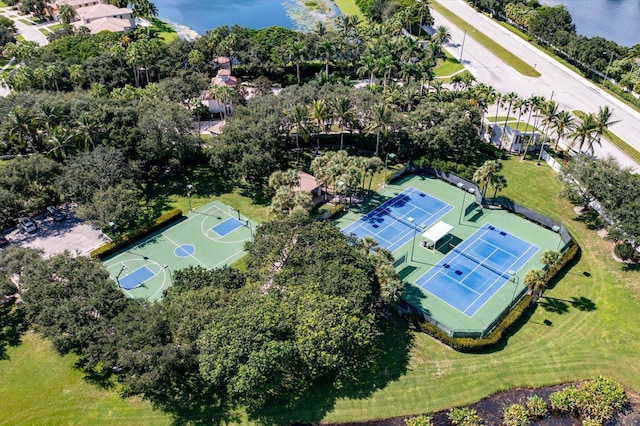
[451,247,511,278]
[385,210,421,230]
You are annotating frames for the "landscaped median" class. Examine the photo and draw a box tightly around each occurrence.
[430,0,540,78]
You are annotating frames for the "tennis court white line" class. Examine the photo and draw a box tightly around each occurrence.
[416,225,515,316]
[462,241,540,316]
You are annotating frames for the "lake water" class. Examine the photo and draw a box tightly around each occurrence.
[153,0,340,35]
[543,0,640,47]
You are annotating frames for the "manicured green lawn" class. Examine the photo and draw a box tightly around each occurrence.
[333,0,365,19]
[434,51,465,77]
[2,158,640,424]
[264,157,640,423]
[430,0,540,78]
[0,332,171,425]
[148,17,178,43]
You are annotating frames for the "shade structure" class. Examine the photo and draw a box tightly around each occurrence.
[421,221,454,251]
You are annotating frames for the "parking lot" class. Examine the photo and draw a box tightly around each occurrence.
[3,212,110,258]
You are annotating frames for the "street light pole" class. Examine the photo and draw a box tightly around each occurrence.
[458,186,467,224]
[186,184,193,212]
[459,30,467,63]
[384,153,396,185]
[603,51,614,84]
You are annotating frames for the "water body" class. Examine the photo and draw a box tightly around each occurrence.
[153,0,340,36]
[543,0,640,47]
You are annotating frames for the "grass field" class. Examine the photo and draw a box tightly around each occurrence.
[434,52,465,77]
[2,158,640,424]
[333,0,365,19]
[430,0,540,78]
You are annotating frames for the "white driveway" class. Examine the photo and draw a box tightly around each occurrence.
[432,0,640,170]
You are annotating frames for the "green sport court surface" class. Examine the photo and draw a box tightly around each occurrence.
[334,174,563,336]
[103,200,255,302]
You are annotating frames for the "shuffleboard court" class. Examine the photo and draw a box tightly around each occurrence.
[342,187,453,252]
[415,223,538,316]
[102,200,256,301]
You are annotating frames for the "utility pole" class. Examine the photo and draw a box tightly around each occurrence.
[459,30,467,63]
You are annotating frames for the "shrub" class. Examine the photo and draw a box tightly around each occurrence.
[406,294,533,351]
[502,404,528,426]
[525,395,547,418]
[578,376,627,423]
[448,407,483,426]
[549,386,580,415]
[549,377,627,423]
[614,241,637,261]
[90,209,183,259]
[404,414,433,426]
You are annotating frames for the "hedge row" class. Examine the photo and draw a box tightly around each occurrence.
[544,241,580,287]
[90,209,183,259]
[406,240,580,351]
[405,293,534,352]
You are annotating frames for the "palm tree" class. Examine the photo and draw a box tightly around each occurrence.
[374,54,394,90]
[493,92,503,125]
[309,99,329,152]
[570,113,598,154]
[45,64,61,91]
[37,101,64,134]
[68,64,86,89]
[473,160,502,197]
[536,100,559,164]
[2,106,41,152]
[74,113,100,151]
[512,97,527,135]
[357,52,377,85]
[551,110,575,150]
[520,95,545,158]
[489,174,507,199]
[500,91,519,146]
[287,41,307,85]
[57,4,76,24]
[365,156,384,192]
[45,127,76,161]
[415,0,431,37]
[316,39,336,77]
[332,96,354,150]
[524,268,546,301]
[432,25,452,49]
[285,104,308,166]
[592,105,620,155]
[540,250,561,278]
[368,103,392,156]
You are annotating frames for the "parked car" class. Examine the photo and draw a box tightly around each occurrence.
[0,236,8,248]
[46,205,66,222]
[19,217,37,233]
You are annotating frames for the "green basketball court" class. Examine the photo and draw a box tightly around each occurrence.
[102,200,255,302]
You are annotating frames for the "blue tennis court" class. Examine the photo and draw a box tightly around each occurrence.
[212,217,243,236]
[415,223,539,316]
[342,187,453,252]
[119,265,155,290]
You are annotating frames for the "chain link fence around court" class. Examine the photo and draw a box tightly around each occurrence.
[395,167,574,338]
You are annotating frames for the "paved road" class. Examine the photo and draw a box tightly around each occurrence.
[432,0,640,170]
[0,8,49,97]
